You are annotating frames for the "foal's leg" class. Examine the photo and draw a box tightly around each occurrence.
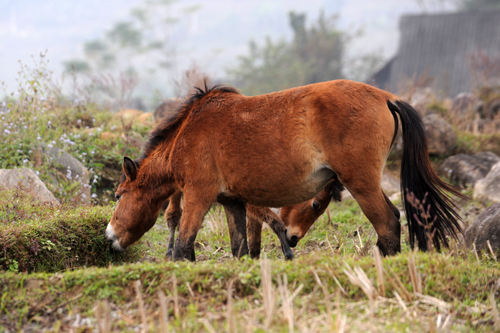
[173,192,213,261]
[247,205,294,260]
[165,191,183,260]
[246,207,263,259]
[219,197,249,258]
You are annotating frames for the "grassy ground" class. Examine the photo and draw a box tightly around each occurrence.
[1,197,499,332]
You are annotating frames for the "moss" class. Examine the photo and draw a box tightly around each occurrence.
[0,189,141,273]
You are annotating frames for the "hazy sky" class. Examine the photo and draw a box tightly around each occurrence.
[0,0,456,98]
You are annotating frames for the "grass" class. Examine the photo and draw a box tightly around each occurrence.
[0,188,142,273]
[1,197,499,332]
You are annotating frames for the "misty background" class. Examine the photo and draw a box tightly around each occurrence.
[0,0,490,110]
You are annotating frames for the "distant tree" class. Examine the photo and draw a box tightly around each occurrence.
[64,0,199,77]
[228,11,346,96]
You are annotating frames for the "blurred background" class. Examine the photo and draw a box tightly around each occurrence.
[3,0,496,109]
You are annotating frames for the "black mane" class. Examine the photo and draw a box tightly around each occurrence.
[137,84,239,164]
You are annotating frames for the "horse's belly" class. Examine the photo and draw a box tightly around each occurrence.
[240,166,335,207]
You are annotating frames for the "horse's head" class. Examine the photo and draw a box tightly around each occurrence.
[106,157,173,251]
[281,180,344,247]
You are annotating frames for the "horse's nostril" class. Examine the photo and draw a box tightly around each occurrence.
[291,235,299,243]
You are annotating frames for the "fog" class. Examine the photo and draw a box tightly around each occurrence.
[1,0,458,103]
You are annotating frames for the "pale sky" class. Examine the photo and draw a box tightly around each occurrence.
[0,0,457,100]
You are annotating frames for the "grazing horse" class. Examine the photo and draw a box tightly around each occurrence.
[280,178,345,247]
[106,80,465,261]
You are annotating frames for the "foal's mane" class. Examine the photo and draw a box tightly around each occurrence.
[138,84,240,164]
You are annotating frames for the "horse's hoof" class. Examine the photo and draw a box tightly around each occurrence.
[285,251,294,260]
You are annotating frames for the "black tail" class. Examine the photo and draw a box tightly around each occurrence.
[387,100,467,251]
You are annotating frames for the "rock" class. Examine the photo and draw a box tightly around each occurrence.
[113,109,144,123]
[451,92,476,117]
[381,172,401,201]
[136,112,154,127]
[464,202,500,255]
[409,87,435,117]
[486,98,500,119]
[153,98,182,123]
[0,168,60,205]
[422,114,457,156]
[39,144,90,203]
[439,152,500,187]
[474,161,500,204]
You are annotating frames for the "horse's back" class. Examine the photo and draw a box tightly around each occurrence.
[170,80,397,206]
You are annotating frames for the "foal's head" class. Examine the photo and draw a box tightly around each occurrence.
[106,157,174,251]
[281,180,344,247]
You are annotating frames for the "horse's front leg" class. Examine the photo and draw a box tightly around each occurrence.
[165,191,183,260]
[173,192,212,261]
[218,195,249,258]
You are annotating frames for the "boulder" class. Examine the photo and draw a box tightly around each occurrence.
[464,202,500,255]
[113,109,144,123]
[39,145,90,203]
[451,92,475,117]
[422,114,457,156]
[486,98,500,119]
[0,168,60,205]
[439,152,500,187]
[474,161,500,204]
[381,172,401,201]
[153,98,182,123]
[409,87,435,117]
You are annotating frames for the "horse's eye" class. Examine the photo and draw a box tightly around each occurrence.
[115,194,121,201]
[312,201,320,210]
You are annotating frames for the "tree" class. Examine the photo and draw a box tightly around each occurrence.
[64,0,199,77]
[228,11,346,96]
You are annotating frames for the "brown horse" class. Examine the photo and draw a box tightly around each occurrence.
[107,80,465,261]
[280,178,345,247]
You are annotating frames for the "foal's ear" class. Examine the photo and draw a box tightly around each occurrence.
[123,157,137,181]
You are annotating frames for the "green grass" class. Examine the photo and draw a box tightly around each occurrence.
[2,197,499,332]
[1,248,498,332]
[0,188,142,273]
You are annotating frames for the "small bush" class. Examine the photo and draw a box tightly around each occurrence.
[0,188,141,273]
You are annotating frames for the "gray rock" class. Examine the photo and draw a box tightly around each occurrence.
[39,144,90,203]
[474,161,500,204]
[381,172,401,201]
[0,168,60,205]
[486,98,500,119]
[439,152,500,187]
[451,92,475,117]
[422,114,457,156]
[409,87,435,117]
[464,202,500,255]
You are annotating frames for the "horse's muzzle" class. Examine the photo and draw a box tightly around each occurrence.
[285,228,299,248]
[106,223,125,252]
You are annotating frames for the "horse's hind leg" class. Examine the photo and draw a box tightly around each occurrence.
[218,196,249,258]
[383,192,401,221]
[342,177,401,256]
[165,191,183,260]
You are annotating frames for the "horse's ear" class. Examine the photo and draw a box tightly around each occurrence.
[123,157,137,181]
